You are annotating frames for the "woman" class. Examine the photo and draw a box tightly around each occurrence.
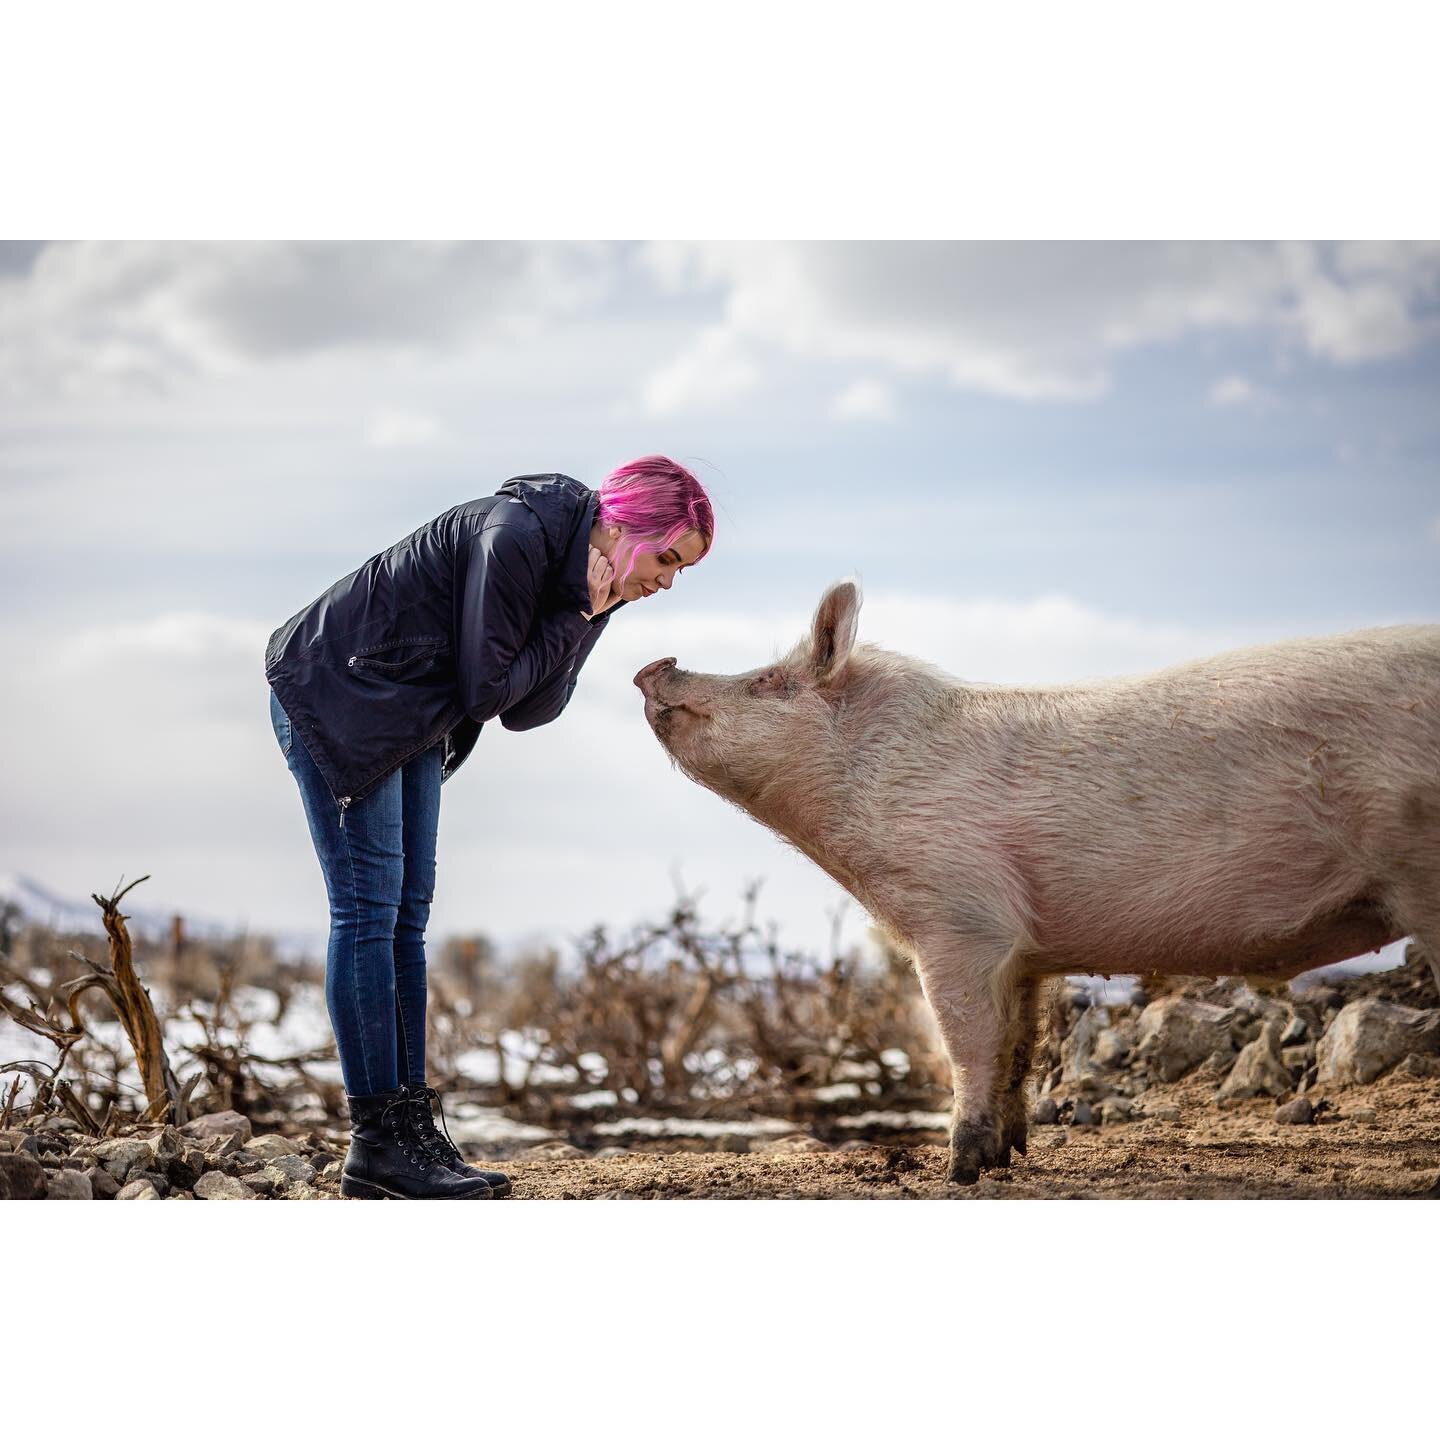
[265,457,714,1199]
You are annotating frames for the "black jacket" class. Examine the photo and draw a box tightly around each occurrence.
[264,474,619,818]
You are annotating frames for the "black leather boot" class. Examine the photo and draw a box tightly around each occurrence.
[340,1087,493,1199]
[403,1083,513,1198]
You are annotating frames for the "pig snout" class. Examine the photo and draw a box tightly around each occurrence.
[633,657,677,695]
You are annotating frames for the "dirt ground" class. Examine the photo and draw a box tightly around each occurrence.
[498,1076,1440,1199]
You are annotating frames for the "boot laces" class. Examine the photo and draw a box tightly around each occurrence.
[405,1084,466,1166]
[381,1092,428,1168]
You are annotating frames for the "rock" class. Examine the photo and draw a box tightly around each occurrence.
[751,1134,828,1154]
[0,1150,49,1200]
[320,1160,345,1179]
[524,1140,585,1160]
[181,1111,253,1145]
[1032,1096,1059,1126]
[167,1192,194,1200]
[240,1172,277,1196]
[1193,1048,1237,1080]
[1315,999,1440,1086]
[1274,1096,1314,1126]
[202,1131,245,1160]
[245,1133,303,1160]
[0,1129,40,1157]
[1348,1106,1377,1125]
[228,1153,266,1175]
[194,1171,256,1200]
[1280,1015,1310,1046]
[1143,1103,1182,1122]
[92,1138,152,1183]
[1217,1019,1294,1105]
[85,1165,120,1199]
[116,1179,160,1200]
[1134,997,1237,1081]
[287,1183,325,1200]
[1281,1043,1317,1073]
[1093,1024,1133,1069]
[130,1170,170,1197]
[1070,1100,1096,1127]
[1061,1005,1106,1084]
[145,1126,182,1169]
[263,1155,317,1187]
[593,1146,628,1159]
[1395,1053,1440,1079]
[1098,1096,1134,1125]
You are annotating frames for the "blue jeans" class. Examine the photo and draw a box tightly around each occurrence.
[269,688,441,1096]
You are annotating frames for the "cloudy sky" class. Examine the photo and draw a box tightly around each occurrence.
[2,241,1438,961]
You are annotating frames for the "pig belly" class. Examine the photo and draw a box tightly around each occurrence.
[1030,898,1401,980]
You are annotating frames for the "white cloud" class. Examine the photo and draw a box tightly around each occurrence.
[365,409,444,448]
[1206,373,1274,410]
[0,242,616,400]
[637,241,1440,413]
[641,322,759,416]
[829,378,896,422]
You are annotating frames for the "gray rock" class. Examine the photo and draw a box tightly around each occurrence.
[85,1165,121,1199]
[263,1155,317,1187]
[750,1134,828,1154]
[245,1133,303,1160]
[45,1169,95,1200]
[240,1172,277,1196]
[131,1169,171,1197]
[0,1129,41,1157]
[1070,1100,1096,1127]
[1348,1106,1377,1125]
[1143,1103,1182,1122]
[1280,1015,1310,1046]
[1193,1048,1237,1080]
[1092,1024,1133,1069]
[202,1131,245,1160]
[1217,1019,1294,1105]
[228,1153,266,1175]
[1098,1096,1134,1125]
[0,1150,49,1199]
[1134,997,1237,1081]
[1274,1096,1314,1126]
[1281,1042,1317,1073]
[1395,1053,1440,1079]
[145,1126,182,1171]
[181,1111,253,1145]
[116,1178,160,1200]
[1061,1005,1107,1084]
[194,1170,255,1200]
[1032,1096,1059,1126]
[1315,999,1440,1085]
[92,1137,152,1183]
[593,1146,629,1159]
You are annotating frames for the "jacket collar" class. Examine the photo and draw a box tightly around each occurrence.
[497,473,625,616]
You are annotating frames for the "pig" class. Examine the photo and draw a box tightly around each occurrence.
[634,582,1440,1183]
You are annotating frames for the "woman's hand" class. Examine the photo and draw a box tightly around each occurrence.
[584,545,621,618]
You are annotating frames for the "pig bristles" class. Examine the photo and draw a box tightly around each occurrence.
[641,582,1440,1184]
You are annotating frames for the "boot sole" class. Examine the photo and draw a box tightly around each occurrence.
[340,1174,493,1200]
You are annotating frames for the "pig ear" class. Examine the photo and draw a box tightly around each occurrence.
[809,580,862,684]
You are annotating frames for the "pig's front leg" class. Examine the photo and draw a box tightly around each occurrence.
[997,977,1040,1164]
[915,941,1018,1185]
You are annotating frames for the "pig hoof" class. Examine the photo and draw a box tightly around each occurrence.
[948,1122,1000,1184]
[1005,1119,1028,1158]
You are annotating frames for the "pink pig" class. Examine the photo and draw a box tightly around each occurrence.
[635,581,1440,1183]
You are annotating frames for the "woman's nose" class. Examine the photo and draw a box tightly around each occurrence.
[657,571,673,590]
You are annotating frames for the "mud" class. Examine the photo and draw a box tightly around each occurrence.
[498,1075,1440,1199]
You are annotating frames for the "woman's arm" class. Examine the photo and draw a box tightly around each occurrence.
[455,517,592,723]
[498,613,610,731]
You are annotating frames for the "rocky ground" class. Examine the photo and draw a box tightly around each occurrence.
[4,949,1438,1201]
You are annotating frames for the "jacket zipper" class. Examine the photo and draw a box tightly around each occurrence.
[338,796,352,829]
[334,717,456,829]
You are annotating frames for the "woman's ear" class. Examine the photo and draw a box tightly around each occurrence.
[809,579,862,684]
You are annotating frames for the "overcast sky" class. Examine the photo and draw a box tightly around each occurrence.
[2,241,1438,960]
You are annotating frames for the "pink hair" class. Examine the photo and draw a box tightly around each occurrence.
[597,455,715,587]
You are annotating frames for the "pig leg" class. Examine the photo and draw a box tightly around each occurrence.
[997,979,1039,1164]
[915,940,1018,1184]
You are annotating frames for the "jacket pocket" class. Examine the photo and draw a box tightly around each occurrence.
[346,636,445,678]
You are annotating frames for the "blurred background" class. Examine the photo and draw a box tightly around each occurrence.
[2,241,1438,961]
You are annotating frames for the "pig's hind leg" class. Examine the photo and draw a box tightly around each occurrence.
[997,978,1041,1165]
[916,938,1023,1185]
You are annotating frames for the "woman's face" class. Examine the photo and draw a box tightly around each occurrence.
[604,527,709,603]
